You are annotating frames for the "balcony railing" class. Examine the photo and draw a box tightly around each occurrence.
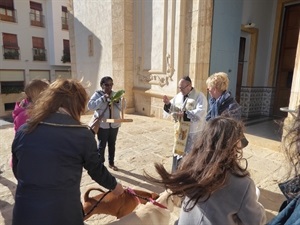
[61,50,70,63]
[61,17,68,30]
[33,48,47,61]
[0,8,17,22]
[3,47,20,60]
[30,12,45,27]
[0,81,24,94]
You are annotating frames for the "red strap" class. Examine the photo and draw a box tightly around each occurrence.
[149,198,168,209]
[126,187,168,209]
[126,187,141,204]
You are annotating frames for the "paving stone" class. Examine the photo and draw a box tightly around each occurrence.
[0,114,289,224]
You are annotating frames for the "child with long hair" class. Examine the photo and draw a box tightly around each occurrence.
[147,117,266,225]
[12,79,49,132]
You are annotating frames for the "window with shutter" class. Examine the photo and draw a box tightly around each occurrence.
[61,39,70,63]
[30,1,44,27]
[61,6,68,30]
[2,33,19,60]
[0,0,16,22]
[32,37,46,61]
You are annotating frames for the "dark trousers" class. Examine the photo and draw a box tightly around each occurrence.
[97,127,119,165]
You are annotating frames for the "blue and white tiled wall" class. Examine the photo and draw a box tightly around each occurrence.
[240,87,275,118]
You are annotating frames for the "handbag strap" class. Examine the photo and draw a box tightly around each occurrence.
[97,104,109,119]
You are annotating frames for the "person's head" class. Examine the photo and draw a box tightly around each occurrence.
[182,116,246,172]
[206,72,229,99]
[24,79,49,103]
[283,105,300,177]
[100,76,113,94]
[26,79,88,132]
[178,76,192,95]
[149,117,248,211]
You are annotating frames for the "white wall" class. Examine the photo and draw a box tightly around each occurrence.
[210,0,243,96]
[46,0,70,66]
[72,1,113,93]
[241,0,276,86]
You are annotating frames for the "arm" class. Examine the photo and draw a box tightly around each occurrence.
[83,133,123,193]
[237,180,266,225]
[163,95,171,113]
[11,129,24,178]
[227,102,242,120]
[186,92,208,122]
[87,91,108,111]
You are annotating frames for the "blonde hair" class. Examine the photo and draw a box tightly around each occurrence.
[24,79,49,103]
[206,72,229,92]
[26,79,88,132]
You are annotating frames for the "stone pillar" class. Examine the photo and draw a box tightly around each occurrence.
[288,32,300,112]
[186,0,213,94]
[111,0,135,113]
[283,31,300,140]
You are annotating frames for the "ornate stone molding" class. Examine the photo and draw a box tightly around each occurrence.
[135,0,175,87]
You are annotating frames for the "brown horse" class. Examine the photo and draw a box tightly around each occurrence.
[82,187,160,220]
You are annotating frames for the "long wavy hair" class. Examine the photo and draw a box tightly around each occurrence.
[283,105,300,177]
[147,117,249,211]
[26,79,88,133]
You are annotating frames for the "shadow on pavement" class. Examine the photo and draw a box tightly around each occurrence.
[0,175,16,225]
[111,169,165,194]
[244,118,283,142]
[0,200,13,225]
[259,188,286,222]
[0,114,13,130]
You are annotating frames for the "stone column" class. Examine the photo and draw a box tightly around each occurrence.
[283,31,300,141]
[111,0,135,113]
[288,32,300,112]
[186,0,213,94]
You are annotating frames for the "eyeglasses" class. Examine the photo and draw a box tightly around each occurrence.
[104,83,113,87]
[178,84,190,90]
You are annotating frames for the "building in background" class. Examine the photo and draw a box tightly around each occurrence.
[0,0,71,116]
[1,0,299,120]
[69,0,300,120]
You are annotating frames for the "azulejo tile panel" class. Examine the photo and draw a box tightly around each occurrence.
[240,87,275,118]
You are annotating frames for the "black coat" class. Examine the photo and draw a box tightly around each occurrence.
[12,113,117,225]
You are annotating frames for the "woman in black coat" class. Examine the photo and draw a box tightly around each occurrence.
[12,79,123,225]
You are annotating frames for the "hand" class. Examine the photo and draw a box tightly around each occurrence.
[103,94,110,102]
[163,95,170,105]
[177,111,184,118]
[111,182,124,196]
[186,110,198,122]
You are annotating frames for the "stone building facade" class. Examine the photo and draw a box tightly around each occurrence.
[69,0,300,120]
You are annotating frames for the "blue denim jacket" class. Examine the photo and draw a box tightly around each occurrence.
[267,196,300,225]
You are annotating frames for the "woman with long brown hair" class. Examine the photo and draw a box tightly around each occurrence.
[12,79,123,225]
[147,117,266,225]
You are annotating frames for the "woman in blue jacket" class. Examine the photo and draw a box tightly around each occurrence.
[206,72,241,121]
